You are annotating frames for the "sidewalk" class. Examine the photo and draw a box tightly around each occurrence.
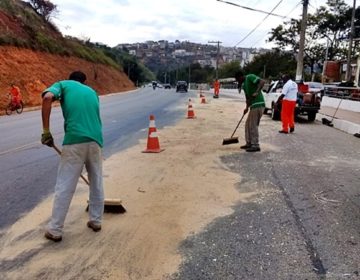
[316,106,360,136]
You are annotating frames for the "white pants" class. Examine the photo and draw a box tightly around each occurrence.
[47,142,104,236]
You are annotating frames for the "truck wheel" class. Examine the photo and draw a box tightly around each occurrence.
[271,105,280,120]
[308,112,316,122]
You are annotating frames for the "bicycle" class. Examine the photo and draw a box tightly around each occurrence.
[5,101,24,115]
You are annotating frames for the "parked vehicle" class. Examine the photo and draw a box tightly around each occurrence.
[264,80,321,122]
[163,83,171,89]
[176,81,188,92]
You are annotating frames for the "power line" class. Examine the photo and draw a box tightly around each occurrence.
[233,0,284,47]
[217,0,288,19]
[248,1,302,48]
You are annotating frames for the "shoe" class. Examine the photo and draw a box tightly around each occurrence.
[240,144,251,149]
[246,146,261,152]
[279,130,288,134]
[290,127,294,133]
[44,231,62,242]
[87,221,102,232]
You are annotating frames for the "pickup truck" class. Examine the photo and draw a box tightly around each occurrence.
[263,80,321,122]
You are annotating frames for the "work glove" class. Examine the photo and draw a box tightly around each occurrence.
[41,129,54,147]
[243,107,249,115]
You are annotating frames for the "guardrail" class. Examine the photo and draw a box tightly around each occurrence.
[323,85,360,101]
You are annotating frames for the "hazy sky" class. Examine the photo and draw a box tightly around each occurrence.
[48,0,353,48]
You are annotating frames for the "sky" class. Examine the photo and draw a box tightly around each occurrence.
[46,0,354,49]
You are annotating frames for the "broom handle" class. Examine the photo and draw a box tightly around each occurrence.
[52,144,90,185]
[230,113,246,138]
[330,95,343,122]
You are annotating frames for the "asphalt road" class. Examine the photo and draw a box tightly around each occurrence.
[0,87,194,229]
[172,115,360,279]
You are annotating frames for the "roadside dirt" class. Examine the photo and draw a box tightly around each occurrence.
[0,46,135,112]
[0,94,256,280]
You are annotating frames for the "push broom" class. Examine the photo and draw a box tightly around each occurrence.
[52,144,126,214]
[222,113,246,145]
[321,95,343,127]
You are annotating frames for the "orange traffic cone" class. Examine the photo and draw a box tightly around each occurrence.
[201,94,206,104]
[142,115,164,153]
[187,99,196,119]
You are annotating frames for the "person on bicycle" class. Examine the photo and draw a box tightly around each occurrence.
[9,84,22,107]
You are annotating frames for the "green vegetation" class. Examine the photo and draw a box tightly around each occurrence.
[268,0,360,77]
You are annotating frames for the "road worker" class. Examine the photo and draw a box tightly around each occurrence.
[277,74,298,134]
[213,79,220,98]
[41,71,104,242]
[235,70,265,152]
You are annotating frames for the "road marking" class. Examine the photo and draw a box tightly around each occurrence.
[0,142,41,156]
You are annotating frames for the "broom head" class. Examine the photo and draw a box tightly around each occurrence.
[86,199,126,214]
[322,118,334,127]
[222,137,239,145]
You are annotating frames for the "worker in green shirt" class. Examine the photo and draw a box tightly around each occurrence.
[41,71,104,242]
[235,70,265,152]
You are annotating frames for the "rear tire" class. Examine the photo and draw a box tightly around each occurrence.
[308,112,316,122]
[271,104,280,120]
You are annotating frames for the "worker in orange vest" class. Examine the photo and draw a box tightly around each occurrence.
[9,84,22,107]
[213,79,220,98]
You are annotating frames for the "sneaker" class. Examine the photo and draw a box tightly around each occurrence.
[290,127,295,133]
[44,231,62,242]
[246,146,261,152]
[240,144,251,149]
[87,221,102,232]
[279,130,288,134]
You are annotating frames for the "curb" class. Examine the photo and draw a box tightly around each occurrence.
[316,112,360,135]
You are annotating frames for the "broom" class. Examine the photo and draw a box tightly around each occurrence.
[52,144,126,214]
[322,94,344,127]
[222,113,246,145]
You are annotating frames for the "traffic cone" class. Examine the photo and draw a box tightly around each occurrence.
[200,94,206,104]
[187,99,196,119]
[142,115,164,153]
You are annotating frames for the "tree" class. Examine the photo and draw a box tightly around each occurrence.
[243,50,297,80]
[268,0,360,76]
[29,0,58,22]
[218,60,241,79]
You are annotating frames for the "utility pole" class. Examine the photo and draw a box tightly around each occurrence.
[188,65,191,90]
[345,0,356,81]
[295,0,308,82]
[208,40,222,79]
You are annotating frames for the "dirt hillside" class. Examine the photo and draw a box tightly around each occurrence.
[0,46,135,111]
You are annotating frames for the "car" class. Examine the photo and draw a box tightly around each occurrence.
[176,81,188,92]
[264,80,321,122]
[163,83,171,89]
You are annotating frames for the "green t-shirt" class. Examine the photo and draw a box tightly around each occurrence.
[242,74,265,109]
[43,80,103,147]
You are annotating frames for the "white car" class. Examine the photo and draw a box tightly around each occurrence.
[263,80,283,120]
